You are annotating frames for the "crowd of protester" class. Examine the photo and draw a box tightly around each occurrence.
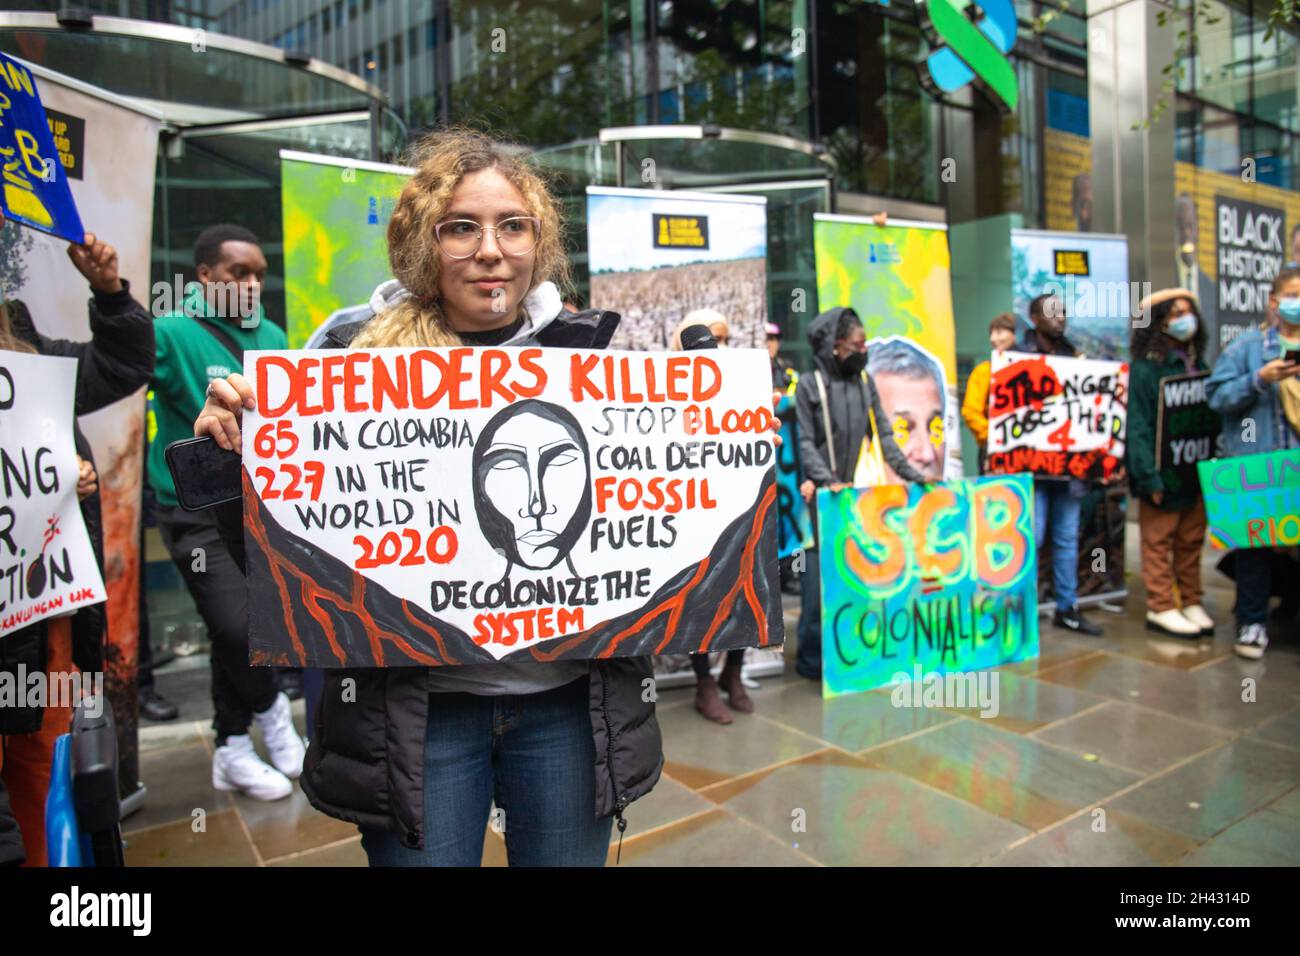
[2,127,1297,868]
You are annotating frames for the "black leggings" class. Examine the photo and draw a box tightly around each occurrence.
[690,649,746,681]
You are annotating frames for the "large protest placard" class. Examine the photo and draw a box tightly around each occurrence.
[817,474,1038,698]
[241,346,784,666]
[986,351,1128,481]
[587,187,768,352]
[0,53,84,243]
[1154,371,1221,501]
[1199,449,1300,550]
[1,352,106,635]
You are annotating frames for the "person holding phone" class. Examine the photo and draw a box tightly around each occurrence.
[147,224,303,800]
[0,218,154,865]
[1206,266,1300,659]
[190,129,667,866]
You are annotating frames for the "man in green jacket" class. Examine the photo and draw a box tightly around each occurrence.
[148,224,304,800]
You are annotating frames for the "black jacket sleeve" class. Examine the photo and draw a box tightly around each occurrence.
[795,371,835,486]
[865,374,929,484]
[9,281,155,416]
[0,775,25,867]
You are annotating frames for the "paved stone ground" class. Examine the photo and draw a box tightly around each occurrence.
[125,525,1300,866]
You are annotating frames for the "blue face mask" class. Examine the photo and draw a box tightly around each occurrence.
[1278,297,1300,323]
[1165,314,1197,342]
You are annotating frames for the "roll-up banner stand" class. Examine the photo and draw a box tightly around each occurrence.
[0,59,161,808]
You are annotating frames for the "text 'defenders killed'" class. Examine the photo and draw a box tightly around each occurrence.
[241,346,784,667]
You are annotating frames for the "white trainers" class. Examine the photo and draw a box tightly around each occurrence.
[212,734,293,800]
[1146,608,1201,637]
[254,692,306,779]
[1234,623,1269,660]
[1180,604,1215,634]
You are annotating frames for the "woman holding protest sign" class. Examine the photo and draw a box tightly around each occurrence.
[1126,289,1217,638]
[1206,267,1300,659]
[192,129,665,867]
[0,217,155,865]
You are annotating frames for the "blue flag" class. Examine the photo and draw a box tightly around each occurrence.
[0,52,85,243]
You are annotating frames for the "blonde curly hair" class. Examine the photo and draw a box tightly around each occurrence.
[351,128,571,350]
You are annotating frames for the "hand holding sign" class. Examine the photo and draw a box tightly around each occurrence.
[66,232,123,295]
[194,372,257,452]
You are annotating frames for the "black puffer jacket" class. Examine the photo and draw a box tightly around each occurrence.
[0,286,154,735]
[795,307,925,488]
[215,307,664,850]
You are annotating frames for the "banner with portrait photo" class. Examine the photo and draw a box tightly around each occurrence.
[813,215,963,482]
[816,474,1039,698]
[1,352,107,635]
[586,186,768,352]
[241,346,784,667]
[280,150,414,348]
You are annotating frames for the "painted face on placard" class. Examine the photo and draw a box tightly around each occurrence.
[875,370,945,483]
[473,401,592,572]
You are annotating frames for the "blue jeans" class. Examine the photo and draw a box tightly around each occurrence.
[1034,480,1084,611]
[360,676,613,866]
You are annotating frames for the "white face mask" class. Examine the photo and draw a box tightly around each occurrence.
[1165,313,1197,342]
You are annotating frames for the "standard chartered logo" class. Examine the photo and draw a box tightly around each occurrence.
[921,0,1019,111]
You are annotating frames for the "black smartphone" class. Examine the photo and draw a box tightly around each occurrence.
[164,436,243,511]
[1285,348,1300,366]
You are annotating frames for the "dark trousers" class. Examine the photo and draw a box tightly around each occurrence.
[690,649,745,680]
[1234,548,1275,626]
[796,547,822,677]
[156,506,276,743]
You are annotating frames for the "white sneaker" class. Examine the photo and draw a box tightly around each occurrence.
[254,692,306,779]
[1146,608,1201,637]
[1234,623,1269,660]
[1180,604,1214,634]
[213,734,292,800]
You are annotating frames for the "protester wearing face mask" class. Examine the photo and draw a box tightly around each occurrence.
[1020,294,1105,636]
[1126,290,1217,637]
[791,308,933,680]
[1206,267,1300,659]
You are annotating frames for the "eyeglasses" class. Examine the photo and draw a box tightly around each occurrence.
[434,217,541,259]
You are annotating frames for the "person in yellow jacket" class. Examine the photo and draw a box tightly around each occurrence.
[961,312,1018,472]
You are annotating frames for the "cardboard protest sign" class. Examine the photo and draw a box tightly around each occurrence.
[0,53,85,243]
[1154,371,1220,500]
[241,346,784,666]
[1,352,106,635]
[817,474,1039,698]
[1199,449,1300,550]
[986,351,1128,481]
